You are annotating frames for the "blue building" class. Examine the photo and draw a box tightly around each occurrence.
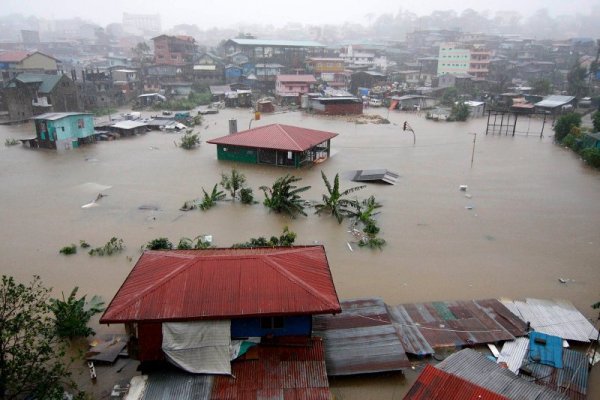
[33,112,95,150]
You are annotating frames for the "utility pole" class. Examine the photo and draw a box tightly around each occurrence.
[402,121,416,145]
[471,132,477,168]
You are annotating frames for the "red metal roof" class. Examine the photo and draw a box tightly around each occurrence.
[276,74,317,83]
[404,365,510,400]
[0,51,29,62]
[211,337,331,400]
[100,246,341,323]
[207,123,338,152]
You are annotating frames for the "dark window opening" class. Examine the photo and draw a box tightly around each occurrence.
[260,316,284,329]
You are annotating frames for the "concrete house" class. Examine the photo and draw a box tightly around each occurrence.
[4,73,81,121]
[33,112,94,150]
[0,50,61,82]
[275,74,316,103]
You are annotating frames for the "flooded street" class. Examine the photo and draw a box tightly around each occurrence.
[1,107,599,398]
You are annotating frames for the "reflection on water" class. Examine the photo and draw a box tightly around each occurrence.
[1,108,599,398]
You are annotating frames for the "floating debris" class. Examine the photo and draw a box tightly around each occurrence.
[459,185,468,191]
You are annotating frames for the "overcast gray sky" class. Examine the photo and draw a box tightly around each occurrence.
[3,0,600,28]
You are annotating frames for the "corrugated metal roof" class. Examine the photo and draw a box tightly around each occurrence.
[404,365,510,400]
[387,299,521,350]
[352,169,400,185]
[386,303,434,356]
[522,349,589,400]
[529,332,563,368]
[502,299,599,342]
[313,297,410,375]
[111,120,148,129]
[211,337,331,400]
[0,51,29,62]
[436,349,568,400]
[100,246,341,323]
[142,372,214,400]
[228,38,325,48]
[497,337,529,374]
[534,95,575,108]
[276,74,317,83]
[33,112,92,121]
[14,73,63,93]
[207,124,338,152]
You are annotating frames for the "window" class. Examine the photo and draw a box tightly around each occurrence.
[260,316,284,329]
[77,119,85,128]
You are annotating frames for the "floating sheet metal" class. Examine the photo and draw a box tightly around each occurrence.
[436,349,568,400]
[404,364,510,400]
[502,299,599,342]
[313,297,411,375]
[497,337,529,374]
[388,299,521,350]
[352,169,400,185]
[211,337,331,400]
[142,372,214,400]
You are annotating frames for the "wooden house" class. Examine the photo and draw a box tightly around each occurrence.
[33,112,95,150]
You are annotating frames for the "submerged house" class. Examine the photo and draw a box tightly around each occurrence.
[33,112,94,150]
[207,123,337,167]
[100,246,341,374]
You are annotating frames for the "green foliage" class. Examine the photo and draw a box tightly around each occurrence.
[315,171,366,223]
[592,301,600,309]
[146,237,173,250]
[88,237,124,256]
[567,64,589,98]
[199,184,227,211]
[581,147,600,168]
[239,188,256,204]
[220,168,247,200]
[529,79,552,95]
[260,175,311,218]
[561,134,578,149]
[357,236,387,249]
[79,240,90,248]
[232,227,296,248]
[554,113,582,142]
[0,275,81,398]
[348,195,382,226]
[59,244,77,255]
[441,87,458,106]
[177,235,212,250]
[50,287,105,339]
[362,219,380,235]
[179,131,200,149]
[4,138,19,146]
[152,91,212,111]
[449,102,470,121]
[92,107,117,117]
[592,111,600,132]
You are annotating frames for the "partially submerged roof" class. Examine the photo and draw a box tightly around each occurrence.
[534,95,576,108]
[313,297,411,376]
[227,38,325,48]
[352,169,400,185]
[209,85,232,95]
[502,298,599,342]
[436,349,569,400]
[207,124,338,152]
[100,246,341,323]
[33,112,92,121]
[111,120,148,130]
[387,299,527,350]
[404,365,510,400]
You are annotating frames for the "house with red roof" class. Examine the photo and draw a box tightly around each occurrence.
[0,51,61,82]
[100,246,341,371]
[206,123,337,167]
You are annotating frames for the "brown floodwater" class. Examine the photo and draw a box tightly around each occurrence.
[1,107,599,398]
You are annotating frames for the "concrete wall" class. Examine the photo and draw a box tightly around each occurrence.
[20,53,58,71]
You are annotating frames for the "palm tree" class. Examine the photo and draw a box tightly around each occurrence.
[220,168,247,200]
[259,175,311,218]
[315,171,366,223]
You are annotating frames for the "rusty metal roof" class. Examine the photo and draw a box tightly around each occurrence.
[206,123,338,152]
[404,365,510,400]
[313,297,411,375]
[436,349,568,400]
[100,246,341,323]
[387,299,525,350]
[142,372,214,400]
[211,337,331,400]
[502,298,599,343]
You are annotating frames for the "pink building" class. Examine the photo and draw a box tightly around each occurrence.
[275,74,316,101]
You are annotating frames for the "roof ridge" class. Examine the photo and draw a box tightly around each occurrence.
[276,124,303,151]
[262,252,336,310]
[104,253,193,319]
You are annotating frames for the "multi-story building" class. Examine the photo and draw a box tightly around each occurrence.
[122,13,161,37]
[305,58,347,88]
[152,35,197,66]
[0,51,61,83]
[437,43,490,79]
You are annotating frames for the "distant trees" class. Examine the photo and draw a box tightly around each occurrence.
[567,65,589,98]
[530,79,552,96]
[592,111,600,132]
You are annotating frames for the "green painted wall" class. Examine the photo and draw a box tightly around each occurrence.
[217,145,258,164]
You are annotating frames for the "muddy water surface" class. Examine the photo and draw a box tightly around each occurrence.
[1,108,599,398]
